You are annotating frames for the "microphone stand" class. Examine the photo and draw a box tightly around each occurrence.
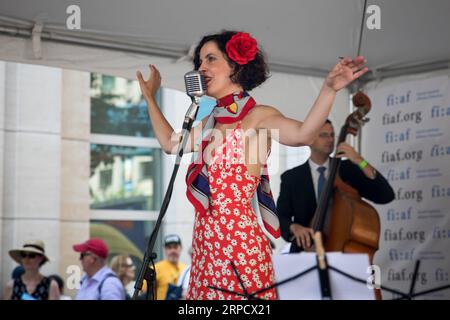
[132,95,201,300]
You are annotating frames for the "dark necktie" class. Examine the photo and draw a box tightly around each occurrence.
[317,166,327,199]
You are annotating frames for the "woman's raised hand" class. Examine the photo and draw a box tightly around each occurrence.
[324,56,369,92]
[136,64,161,102]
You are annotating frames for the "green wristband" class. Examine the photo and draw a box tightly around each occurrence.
[358,159,368,170]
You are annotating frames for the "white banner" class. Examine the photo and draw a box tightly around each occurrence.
[363,75,450,299]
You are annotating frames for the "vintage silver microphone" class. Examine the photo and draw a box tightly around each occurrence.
[183,70,207,129]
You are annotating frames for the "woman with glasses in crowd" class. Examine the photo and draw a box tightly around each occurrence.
[110,254,136,299]
[4,240,60,300]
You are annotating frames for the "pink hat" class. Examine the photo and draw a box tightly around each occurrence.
[73,238,109,259]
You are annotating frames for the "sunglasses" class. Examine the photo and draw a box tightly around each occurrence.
[20,252,41,259]
[79,252,92,260]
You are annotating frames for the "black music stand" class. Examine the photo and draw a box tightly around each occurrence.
[208,234,450,300]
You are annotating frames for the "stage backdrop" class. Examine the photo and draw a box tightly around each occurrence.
[363,74,450,299]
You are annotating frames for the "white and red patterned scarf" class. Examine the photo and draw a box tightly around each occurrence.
[185,91,280,238]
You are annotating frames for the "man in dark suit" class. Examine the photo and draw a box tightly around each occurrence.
[277,120,395,253]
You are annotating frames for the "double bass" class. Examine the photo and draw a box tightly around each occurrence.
[309,91,380,264]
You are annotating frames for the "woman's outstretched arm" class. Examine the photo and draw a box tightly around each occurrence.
[256,56,368,146]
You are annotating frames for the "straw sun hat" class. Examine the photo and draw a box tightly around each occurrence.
[8,240,50,265]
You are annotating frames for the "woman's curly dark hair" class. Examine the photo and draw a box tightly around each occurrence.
[193,30,269,91]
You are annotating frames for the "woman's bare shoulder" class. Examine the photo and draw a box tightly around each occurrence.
[3,279,14,298]
[6,279,14,288]
[252,104,281,116]
[246,104,281,126]
[254,104,277,111]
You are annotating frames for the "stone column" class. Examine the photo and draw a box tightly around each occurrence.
[59,69,91,297]
[0,63,91,299]
[1,62,62,289]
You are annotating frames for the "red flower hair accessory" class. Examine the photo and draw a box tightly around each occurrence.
[225,32,258,65]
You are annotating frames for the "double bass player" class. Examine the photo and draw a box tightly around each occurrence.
[277,119,395,253]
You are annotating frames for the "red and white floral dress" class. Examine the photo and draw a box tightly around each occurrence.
[187,122,277,300]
